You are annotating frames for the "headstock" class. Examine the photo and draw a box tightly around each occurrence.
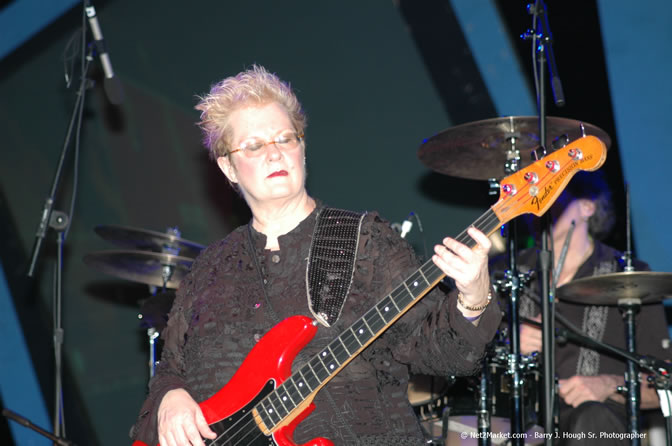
[492,135,607,223]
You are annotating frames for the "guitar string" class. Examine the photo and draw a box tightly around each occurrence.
[210,411,261,445]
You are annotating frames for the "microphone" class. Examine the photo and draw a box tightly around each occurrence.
[400,213,414,239]
[85,1,124,104]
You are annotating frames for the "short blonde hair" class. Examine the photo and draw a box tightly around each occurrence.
[195,65,307,159]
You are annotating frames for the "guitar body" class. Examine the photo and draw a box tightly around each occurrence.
[133,315,332,446]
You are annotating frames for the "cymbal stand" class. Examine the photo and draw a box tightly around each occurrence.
[145,227,180,378]
[145,269,171,379]
[488,131,526,443]
[618,297,642,446]
[160,227,181,291]
[617,182,643,443]
[505,220,525,445]
[477,358,491,446]
[147,327,160,378]
[489,128,529,444]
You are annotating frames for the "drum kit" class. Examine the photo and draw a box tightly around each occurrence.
[409,116,672,445]
[83,225,204,377]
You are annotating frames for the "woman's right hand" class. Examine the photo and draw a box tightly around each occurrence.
[157,389,217,446]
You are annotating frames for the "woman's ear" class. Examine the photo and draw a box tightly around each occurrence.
[216,156,238,184]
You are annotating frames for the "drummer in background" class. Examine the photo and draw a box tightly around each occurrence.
[130,65,501,446]
[491,170,669,445]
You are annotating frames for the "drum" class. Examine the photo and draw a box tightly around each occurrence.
[409,346,544,445]
[486,347,543,428]
[407,373,453,443]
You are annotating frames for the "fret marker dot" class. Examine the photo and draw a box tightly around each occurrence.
[330,364,335,369]
[359,328,364,334]
[282,396,287,401]
[269,409,274,413]
[298,382,303,387]
[384,306,389,312]
[322,352,327,357]
[413,281,418,287]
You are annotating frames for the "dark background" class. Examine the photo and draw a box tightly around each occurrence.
[1,1,670,445]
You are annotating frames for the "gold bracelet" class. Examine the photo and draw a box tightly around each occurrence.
[457,290,492,312]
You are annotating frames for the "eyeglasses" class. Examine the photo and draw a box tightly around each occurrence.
[228,130,304,158]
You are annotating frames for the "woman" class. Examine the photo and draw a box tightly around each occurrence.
[131,65,500,446]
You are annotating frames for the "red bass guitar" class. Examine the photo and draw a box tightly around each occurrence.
[134,135,607,446]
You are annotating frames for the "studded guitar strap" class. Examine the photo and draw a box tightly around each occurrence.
[306,207,365,327]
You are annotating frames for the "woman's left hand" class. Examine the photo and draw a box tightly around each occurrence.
[432,227,491,311]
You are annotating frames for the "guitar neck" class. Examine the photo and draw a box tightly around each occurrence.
[253,208,503,431]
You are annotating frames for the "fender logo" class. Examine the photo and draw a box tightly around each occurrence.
[531,185,554,211]
[531,152,594,211]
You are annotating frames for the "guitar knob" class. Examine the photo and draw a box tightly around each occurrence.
[545,160,560,173]
[524,172,539,184]
[568,148,583,161]
[502,184,517,196]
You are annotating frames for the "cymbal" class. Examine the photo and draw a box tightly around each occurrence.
[417,116,611,180]
[556,271,672,306]
[94,224,205,258]
[83,250,193,289]
[139,290,176,332]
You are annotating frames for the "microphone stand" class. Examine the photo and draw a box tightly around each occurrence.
[524,2,564,442]
[26,59,92,278]
[25,3,93,441]
[2,409,77,446]
[536,22,557,446]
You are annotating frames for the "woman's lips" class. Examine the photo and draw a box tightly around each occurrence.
[268,170,288,178]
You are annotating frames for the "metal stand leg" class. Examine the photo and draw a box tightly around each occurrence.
[52,212,69,442]
[505,221,526,445]
[619,298,642,446]
[478,360,491,446]
[147,327,159,379]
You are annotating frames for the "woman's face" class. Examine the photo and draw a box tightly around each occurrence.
[216,102,306,207]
